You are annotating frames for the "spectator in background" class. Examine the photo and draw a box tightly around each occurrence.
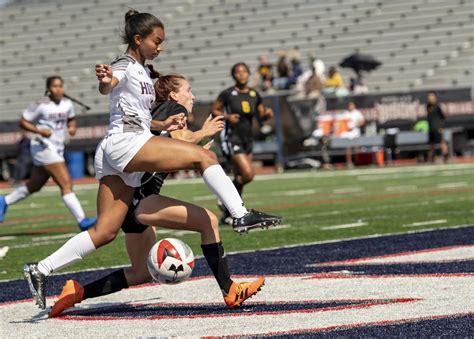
[335,102,365,167]
[426,92,448,163]
[323,66,348,97]
[251,55,273,91]
[12,132,32,185]
[349,73,368,95]
[272,56,291,89]
[304,63,323,98]
[288,58,303,87]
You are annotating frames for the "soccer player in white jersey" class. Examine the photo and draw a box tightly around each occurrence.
[0,76,96,231]
[24,9,281,310]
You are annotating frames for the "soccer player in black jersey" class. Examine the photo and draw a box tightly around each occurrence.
[211,63,274,224]
[48,74,268,317]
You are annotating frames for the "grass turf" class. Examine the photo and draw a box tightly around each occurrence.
[0,162,473,280]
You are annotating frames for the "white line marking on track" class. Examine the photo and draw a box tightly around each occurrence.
[437,182,468,189]
[321,221,368,230]
[403,219,448,227]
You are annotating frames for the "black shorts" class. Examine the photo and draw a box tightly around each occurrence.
[121,200,149,234]
[220,130,253,159]
[120,172,167,234]
[429,129,443,144]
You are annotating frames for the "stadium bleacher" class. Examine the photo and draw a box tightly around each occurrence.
[1,0,473,121]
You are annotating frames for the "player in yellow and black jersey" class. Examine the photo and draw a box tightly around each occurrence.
[211,62,273,224]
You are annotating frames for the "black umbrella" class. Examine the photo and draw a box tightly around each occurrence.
[339,53,382,72]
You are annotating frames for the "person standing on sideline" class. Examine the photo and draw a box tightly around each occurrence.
[211,63,274,224]
[335,102,365,167]
[426,92,448,163]
[23,10,281,311]
[0,76,96,231]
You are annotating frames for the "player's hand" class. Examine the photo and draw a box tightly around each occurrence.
[163,113,186,131]
[261,107,273,120]
[227,114,240,124]
[202,115,225,137]
[95,64,113,84]
[39,129,52,138]
[203,139,214,150]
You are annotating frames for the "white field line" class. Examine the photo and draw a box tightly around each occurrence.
[437,182,468,189]
[250,224,292,232]
[440,169,474,176]
[283,189,318,196]
[333,187,364,194]
[385,185,418,192]
[403,219,448,227]
[32,233,78,242]
[0,236,17,241]
[192,189,318,202]
[2,224,473,282]
[320,220,368,230]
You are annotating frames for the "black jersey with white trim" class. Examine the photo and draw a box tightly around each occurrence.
[217,87,262,134]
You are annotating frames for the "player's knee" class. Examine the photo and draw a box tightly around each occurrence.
[59,181,73,194]
[97,229,119,245]
[240,170,254,184]
[199,149,219,169]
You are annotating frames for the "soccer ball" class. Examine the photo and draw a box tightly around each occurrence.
[147,238,195,284]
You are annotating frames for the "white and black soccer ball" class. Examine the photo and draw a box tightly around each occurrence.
[147,238,194,284]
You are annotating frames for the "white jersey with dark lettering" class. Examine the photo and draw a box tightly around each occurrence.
[22,96,75,152]
[107,53,155,134]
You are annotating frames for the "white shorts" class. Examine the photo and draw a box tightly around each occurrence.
[30,138,65,166]
[94,131,153,187]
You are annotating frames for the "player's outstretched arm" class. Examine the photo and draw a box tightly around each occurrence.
[95,64,119,95]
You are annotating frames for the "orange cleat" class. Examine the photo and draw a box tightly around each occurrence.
[223,277,265,309]
[49,280,84,318]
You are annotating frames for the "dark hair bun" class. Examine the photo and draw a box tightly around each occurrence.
[125,9,139,22]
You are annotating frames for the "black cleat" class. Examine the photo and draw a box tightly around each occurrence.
[23,263,47,309]
[232,210,282,234]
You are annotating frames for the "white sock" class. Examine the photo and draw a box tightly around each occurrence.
[37,231,96,276]
[5,185,29,205]
[202,165,247,218]
[62,192,86,223]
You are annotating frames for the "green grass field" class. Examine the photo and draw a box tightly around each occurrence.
[1,162,473,281]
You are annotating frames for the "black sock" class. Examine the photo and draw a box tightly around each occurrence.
[201,242,233,294]
[82,269,129,300]
[232,179,244,196]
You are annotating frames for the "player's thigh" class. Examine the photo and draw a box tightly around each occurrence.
[125,136,217,173]
[43,162,72,190]
[88,176,135,246]
[135,194,219,237]
[26,166,50,192]
[124,226,156,284]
